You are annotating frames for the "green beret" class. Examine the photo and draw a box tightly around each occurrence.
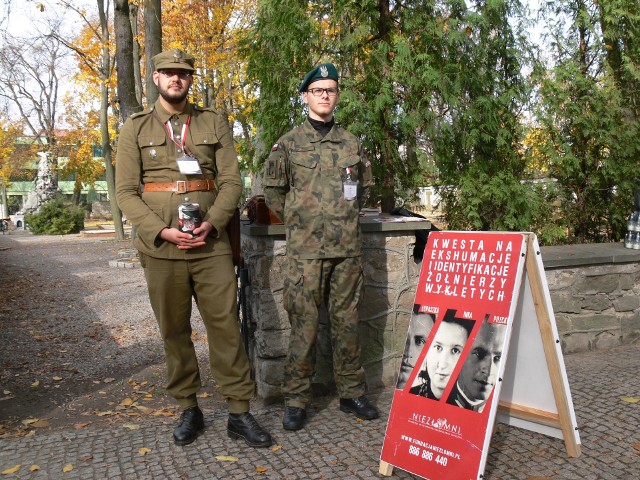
[298,63,339,93]
[153,48,195,72]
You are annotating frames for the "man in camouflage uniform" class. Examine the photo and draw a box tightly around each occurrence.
[263,62,379,431]
[115,48,272,448]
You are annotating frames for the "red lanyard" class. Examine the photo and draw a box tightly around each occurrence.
[166,115,192,152]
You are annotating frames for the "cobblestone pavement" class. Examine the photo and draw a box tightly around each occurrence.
[1,343,638,479]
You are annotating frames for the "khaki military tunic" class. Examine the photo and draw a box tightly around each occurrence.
[116,101,242,258]
[263,119,373,407]
[115,100,254,412]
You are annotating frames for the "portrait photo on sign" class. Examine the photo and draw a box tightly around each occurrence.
[446,318,507,413]
[396,304,435,390]
[408,309,475,401]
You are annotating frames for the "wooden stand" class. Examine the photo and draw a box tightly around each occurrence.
[379,233,581,477]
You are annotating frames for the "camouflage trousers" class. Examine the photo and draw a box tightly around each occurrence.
[282,256,366,408]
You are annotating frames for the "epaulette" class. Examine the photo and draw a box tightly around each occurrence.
[130,107,154,119]
[194,104,218,114]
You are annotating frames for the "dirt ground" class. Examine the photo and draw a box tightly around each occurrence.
[0,231,224,439]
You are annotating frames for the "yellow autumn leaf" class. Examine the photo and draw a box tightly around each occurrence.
[270,444,282,452]
[1,465,21,474]
[96,410,113,416]
[255,466,268,473]
[620,396,640,403]
[103,378,115,383]
[2,390,11,395]
[135,405,153,414]
[62,463,73,472]
[22,418,38,426]
[31,380,40,388]
[31,419,50,428]
[52,376,63,381]
[120,398,134,407]
[197,392,211,398]
[215,455,238,462]
[123,424,140,430]
[139,448,151,456]
[29,465,40,472]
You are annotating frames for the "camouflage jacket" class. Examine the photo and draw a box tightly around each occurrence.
[115,100,242,260]
[263,119,373,259]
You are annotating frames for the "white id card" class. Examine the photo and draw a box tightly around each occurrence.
[343,179,357,200]
[176,155,202,175]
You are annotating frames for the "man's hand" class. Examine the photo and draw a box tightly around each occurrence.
[159,221,215,250]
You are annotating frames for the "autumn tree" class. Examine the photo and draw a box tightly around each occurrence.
[163,0,259,169]
[0,32,68,187]
[0,119,33,217]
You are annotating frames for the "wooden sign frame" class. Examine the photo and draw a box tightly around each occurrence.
[380,233,581,479]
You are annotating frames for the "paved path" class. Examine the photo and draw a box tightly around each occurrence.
[1,343,639,479]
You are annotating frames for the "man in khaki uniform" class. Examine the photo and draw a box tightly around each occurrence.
[263,63,379,431]
[115,48,272,448]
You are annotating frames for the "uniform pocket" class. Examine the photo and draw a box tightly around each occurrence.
[138,133,167,167]
[290,147,318,190]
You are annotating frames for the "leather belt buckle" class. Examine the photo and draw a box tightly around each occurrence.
[175,180,187,193]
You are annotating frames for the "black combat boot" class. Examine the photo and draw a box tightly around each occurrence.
[339,395,380,420]
[283,406,307,431]
[227,412,273,448]
[173,406,205,446]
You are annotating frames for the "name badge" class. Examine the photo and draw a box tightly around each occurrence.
[343,179,357,200]
[176,155,202,175]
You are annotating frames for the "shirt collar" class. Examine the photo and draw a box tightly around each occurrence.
[153,100,193,123]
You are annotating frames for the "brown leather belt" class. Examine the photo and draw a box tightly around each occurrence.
[142,179,216,193]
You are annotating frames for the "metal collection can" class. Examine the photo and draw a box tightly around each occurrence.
[178,197,202,235]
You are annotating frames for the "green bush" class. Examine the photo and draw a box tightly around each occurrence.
[25,197,85,235]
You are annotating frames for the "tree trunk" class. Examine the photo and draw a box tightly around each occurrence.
[97,0,124,240]
[114,0,143,121]
[144,0,162,107]
[129,3,144,107]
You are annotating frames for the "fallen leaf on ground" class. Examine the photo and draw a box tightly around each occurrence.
[120,398,134,407]
[620,396,640,403]
[2,390,11,395]
[52,376,63,381]
[255,466,268,473]
[271,445,282,452]
[62,464,73,472]
[197,392,211,398]
[78,455,93,462]
[1,465,21,474]
[135,405,153,414]
[215,455,238,462]
[103,378,115,383]
[29,465,40,472]
[74,422,91,430]
[123,423,140,430]
[21,418,39,426]
[30,419,49,428]
[96,410,113,416]
[31,380,40,388]
[633,442,640,453]
[139,448,151,456]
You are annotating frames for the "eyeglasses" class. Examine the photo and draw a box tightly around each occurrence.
[306,87,339,97]
[159,70,192,79]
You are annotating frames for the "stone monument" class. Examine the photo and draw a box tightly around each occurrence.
[22,152,58,214]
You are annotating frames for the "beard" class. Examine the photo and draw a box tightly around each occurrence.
[158,84,190,104]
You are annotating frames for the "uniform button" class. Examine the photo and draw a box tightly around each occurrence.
[177,149,182,153]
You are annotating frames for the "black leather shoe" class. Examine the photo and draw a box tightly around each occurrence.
[339,395,380,420]
[173,406,205,446]
[227,412,273,448]
[283,406,307,431]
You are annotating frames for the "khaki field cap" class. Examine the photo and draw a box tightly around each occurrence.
[153,48,196,72]
[298,62,339,92]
